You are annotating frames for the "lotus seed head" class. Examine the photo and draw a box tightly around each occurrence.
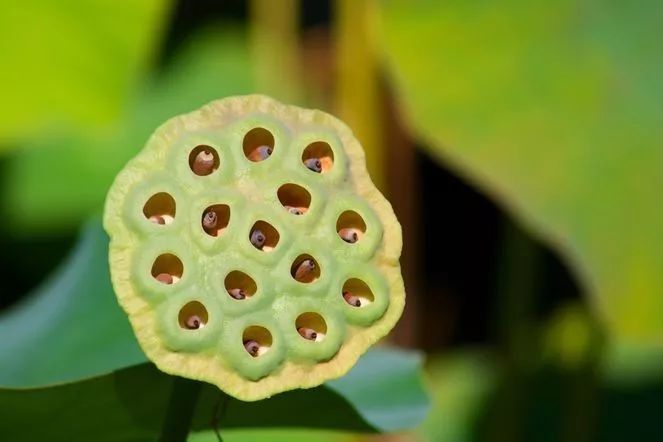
[304,158,322,173]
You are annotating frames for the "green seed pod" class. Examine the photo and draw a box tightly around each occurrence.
[103,95,405,401]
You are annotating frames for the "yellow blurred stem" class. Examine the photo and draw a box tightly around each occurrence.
[334,0,385,191]
[250,0,302,102]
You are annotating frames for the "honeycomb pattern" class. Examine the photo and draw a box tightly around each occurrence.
[104,95,405,401]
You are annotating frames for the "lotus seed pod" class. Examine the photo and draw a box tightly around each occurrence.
[103,95,405,401]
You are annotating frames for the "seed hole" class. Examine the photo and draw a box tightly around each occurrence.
[302,141,334,173]
[242,326,272,357]
[336,210,366,244]
[224,271,257,300]
[296,312,327,342]
[342,278,374,307]
[151,254,183,285]
[249,221,280,252]
[178,301,208,330]
[290,254,320,283]
[277,184,311,215]
[143,192,176,225]
[243,127,275,162]
[189,145,220,176]
[201,204,230,237]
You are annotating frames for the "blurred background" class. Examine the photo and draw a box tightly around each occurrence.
[1,0,662,441]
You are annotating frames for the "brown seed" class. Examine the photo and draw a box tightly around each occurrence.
[338,228,359,243]
[248,145,272,162]
[297,327,318,340]
[186,315,202,329]
[286,206,305,215]
[155,273,173,284]
[244,340,260,357]
[227,288,246,300]
[250,229,266,249]
[193,150,215,175]
[293,259,316,282]
[149,215,166,225]
[202,210,218,235]
[343,291,361,307]
[304,158,322,173]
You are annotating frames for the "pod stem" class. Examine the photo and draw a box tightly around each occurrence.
[158,376,202,442]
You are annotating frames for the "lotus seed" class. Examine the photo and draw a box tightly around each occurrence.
[250,229,266,249]
[248,145,272,162]
[343,291,361,307]
[149,215,166,225]
[244,340,260,357]
[287,206,304,215]
[193,150,215,175]
[304,158,322,173]
[227,288,246,300]
[338,228,359,243]
[156,273,173,284]
[297,327,317,340]
[293,259,316,282]
[202,210,218,235]
[186,315,202,329]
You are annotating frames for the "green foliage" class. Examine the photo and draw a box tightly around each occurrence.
[2,27,255,233]
[0,221,429,439]
[0,0,170,145]
[379,0,663,341]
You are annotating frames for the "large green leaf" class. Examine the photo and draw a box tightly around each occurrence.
[379,0,663,341]
[2,26,255,234]
[0,0,170,145]
[0,221,429,439]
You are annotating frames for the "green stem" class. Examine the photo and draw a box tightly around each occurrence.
[158,376,202,442]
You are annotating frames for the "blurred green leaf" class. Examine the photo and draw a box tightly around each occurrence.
[0,219,145,387]
[2,26,255,234]
[188,429,341,442]
[0,0,170,145]
[418,350,497,442]
[379,0,663,341]
[0,221,429,439]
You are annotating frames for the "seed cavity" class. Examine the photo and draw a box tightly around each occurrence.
[242,326,272,357]
[296,312,327,342]
[151,254,183,285]
[290,255,320,283]
[178,301,208,330]
[277,183,311,215]
[189,145,220,176]
[336,210,366,244]
[201,204,230,237]
[143,192,176,225]
[342,278,374,307]
[302,141,334,173]
[249,221,280,252]
[243,127,275,162]
[224,271,257,300]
